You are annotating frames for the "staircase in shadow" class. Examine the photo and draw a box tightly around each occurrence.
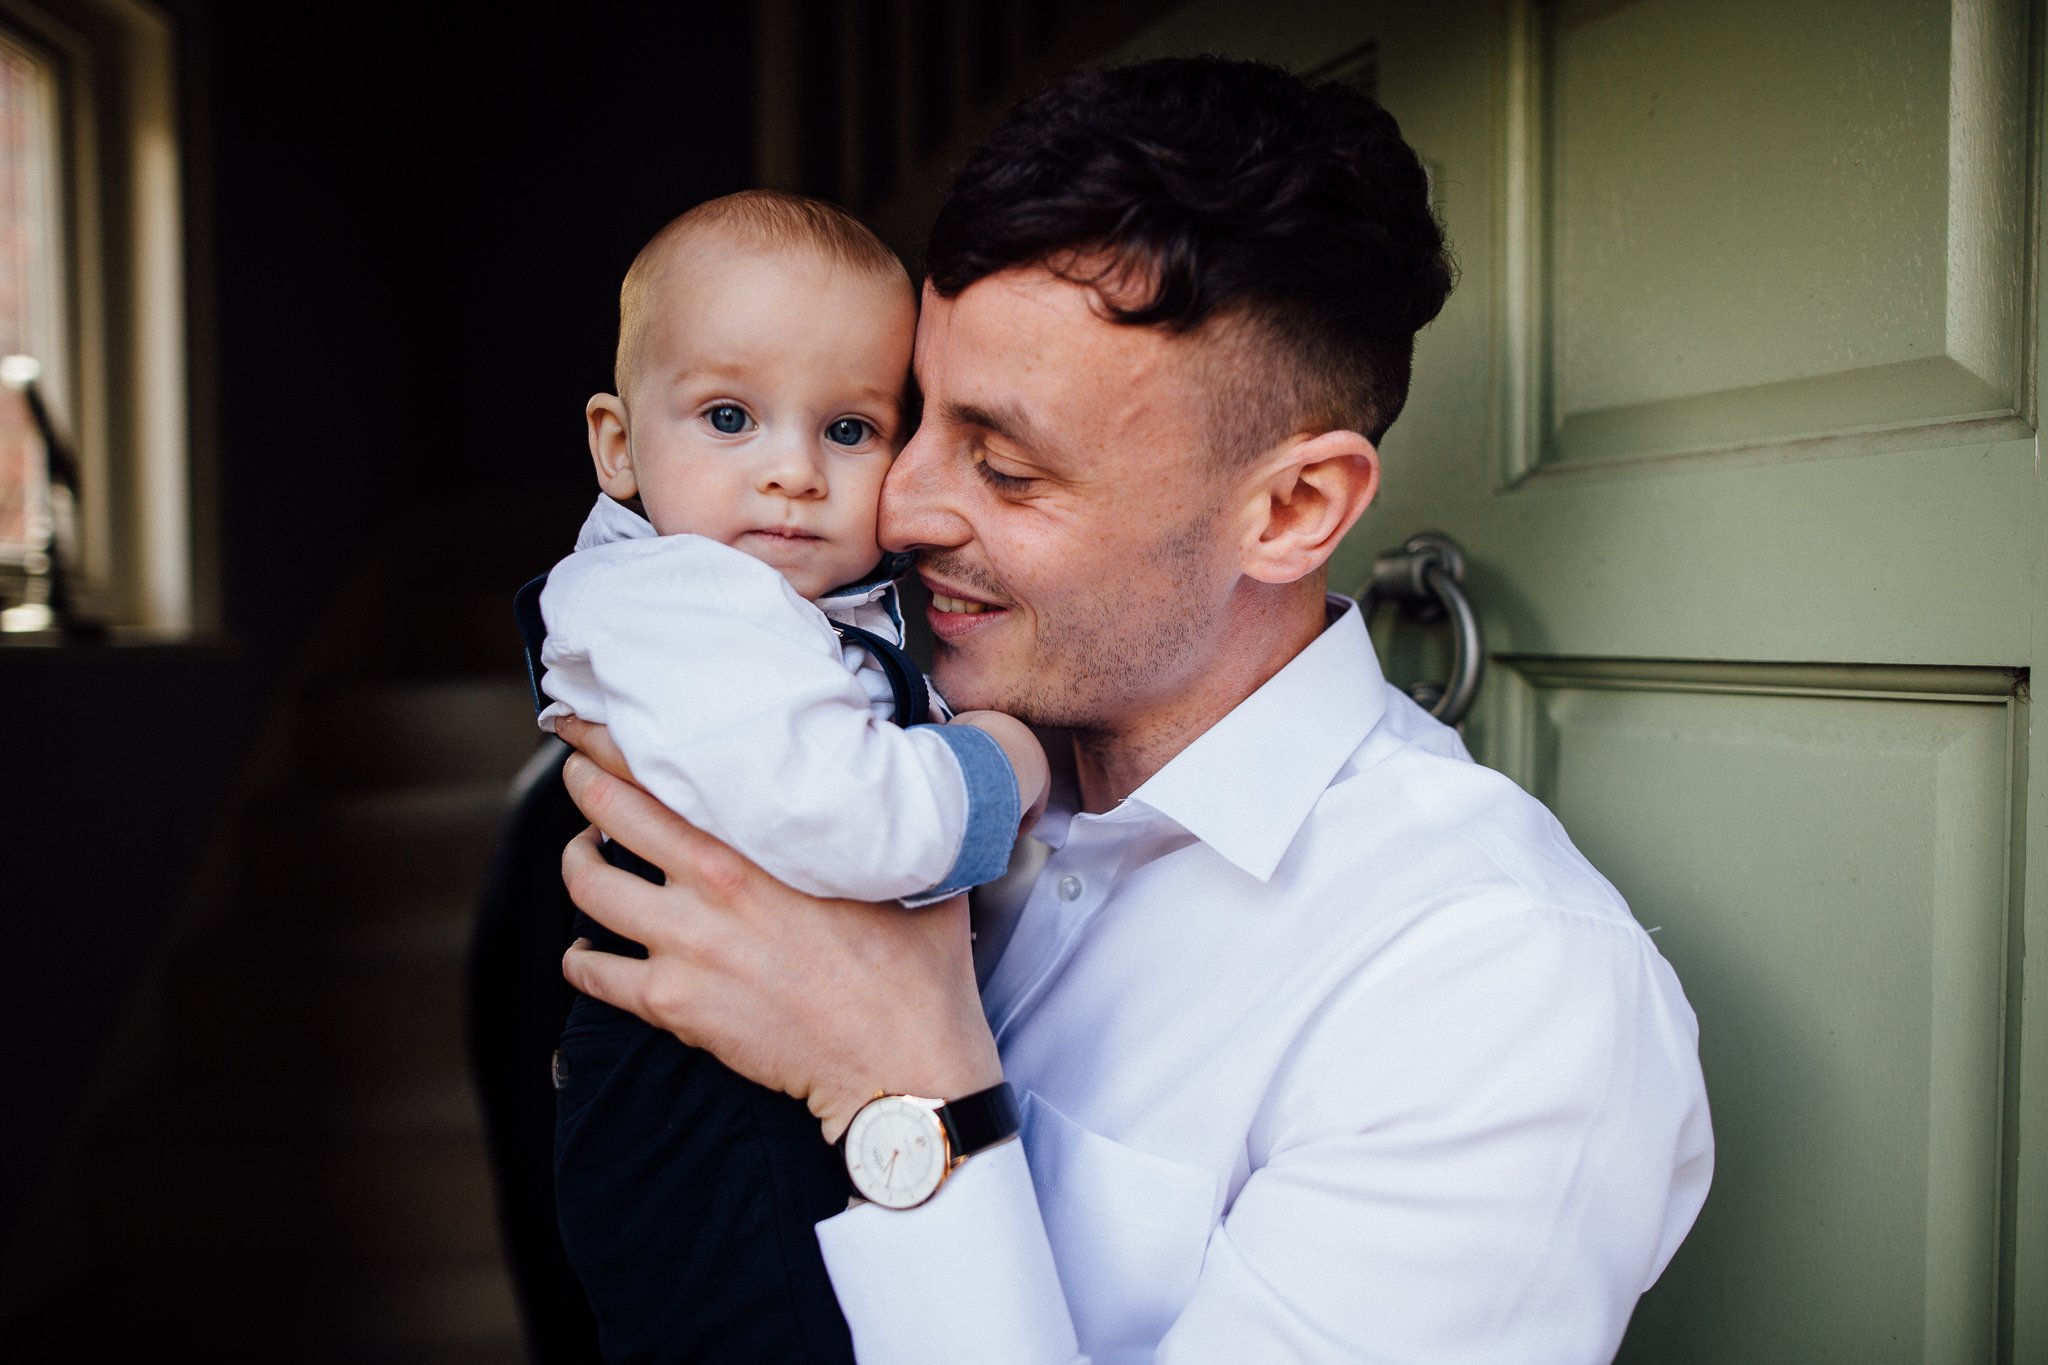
[16,493,578,1361]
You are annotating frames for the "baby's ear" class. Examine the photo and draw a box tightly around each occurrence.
[586,393,637,501]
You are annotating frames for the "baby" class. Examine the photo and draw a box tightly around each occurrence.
[528,191,1047,1360]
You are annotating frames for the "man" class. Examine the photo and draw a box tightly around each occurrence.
[556,57,1713,1362]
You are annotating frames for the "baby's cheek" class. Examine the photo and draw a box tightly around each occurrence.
[845,498,884,560]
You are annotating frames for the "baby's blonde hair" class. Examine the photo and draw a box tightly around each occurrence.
[615,190,910,393]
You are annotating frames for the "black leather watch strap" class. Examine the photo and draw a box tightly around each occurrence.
[937,1082,1021,1162]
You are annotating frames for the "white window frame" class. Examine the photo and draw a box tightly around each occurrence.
[0,25,72,570]
[0,0,191,635]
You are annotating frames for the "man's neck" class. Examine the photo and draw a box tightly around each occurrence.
[1065,582,1332,815]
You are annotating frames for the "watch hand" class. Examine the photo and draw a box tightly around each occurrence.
[884,1150,899,1182]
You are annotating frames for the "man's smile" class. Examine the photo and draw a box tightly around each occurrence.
[928,591,990,615]
[919,571,1010,639]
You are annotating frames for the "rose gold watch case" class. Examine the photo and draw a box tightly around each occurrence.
[843,1093,955,1210]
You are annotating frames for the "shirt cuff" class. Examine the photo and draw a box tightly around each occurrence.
[817,1138,1080,1365]
[902,722,1021,904]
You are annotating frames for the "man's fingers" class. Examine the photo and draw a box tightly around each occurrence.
[562,753,762,904]
[563,937,652,1017]
[565,935,708,1045]
[554,716,634,781]
[561,824,690,946]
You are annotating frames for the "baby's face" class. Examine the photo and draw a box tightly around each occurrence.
[613,239,915,599]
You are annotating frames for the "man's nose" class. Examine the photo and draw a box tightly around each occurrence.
[879,424,967,552]
[758,435,827,499]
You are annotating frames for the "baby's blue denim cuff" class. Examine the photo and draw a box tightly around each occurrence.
[906,722,1021,904]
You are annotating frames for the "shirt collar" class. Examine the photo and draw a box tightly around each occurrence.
[573,493,656,549]
[819,548,916,607]
[1117,595,1389,882]
[814,569,899,613]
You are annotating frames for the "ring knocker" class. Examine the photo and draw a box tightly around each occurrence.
[1353,532,1484,726]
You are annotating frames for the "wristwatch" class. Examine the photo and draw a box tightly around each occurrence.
[842,1082,1021,1209]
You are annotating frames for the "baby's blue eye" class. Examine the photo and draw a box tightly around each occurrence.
[708,404,749,434]
[825,417,873,447]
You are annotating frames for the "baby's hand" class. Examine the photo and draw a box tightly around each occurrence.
[949,711,1050,833]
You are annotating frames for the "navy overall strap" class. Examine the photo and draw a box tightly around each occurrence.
[832,620,931,728]
[514,571,551,718]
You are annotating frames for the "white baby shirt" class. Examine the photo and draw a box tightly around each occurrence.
[536,494,1018,903]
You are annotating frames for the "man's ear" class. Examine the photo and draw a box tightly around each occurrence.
[1238,430,1381,585]
[586,393,638,501]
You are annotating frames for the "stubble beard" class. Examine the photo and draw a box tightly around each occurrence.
[926,512,1221,738]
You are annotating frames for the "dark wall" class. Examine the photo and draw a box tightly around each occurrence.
[0,644,252,1254]
[213,1,756,648]
[456,5,758,494]
[0,0,753,1258]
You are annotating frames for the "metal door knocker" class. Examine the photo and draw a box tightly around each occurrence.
[1353,532,1483,725]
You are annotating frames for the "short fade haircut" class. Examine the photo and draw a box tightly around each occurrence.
[616,189,909,393]
[924,57,1454,454]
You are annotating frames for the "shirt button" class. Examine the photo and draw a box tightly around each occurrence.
[1057,874,1083,902]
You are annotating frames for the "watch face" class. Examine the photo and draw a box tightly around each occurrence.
[845,1096,949,1209]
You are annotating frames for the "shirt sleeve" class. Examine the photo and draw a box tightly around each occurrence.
[536,536,1019,902]
[816,904,1711,1364]
[819,1141,1082,1365]
[899,723,1022,904]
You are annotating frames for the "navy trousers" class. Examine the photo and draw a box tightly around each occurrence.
[552,840,857,1364]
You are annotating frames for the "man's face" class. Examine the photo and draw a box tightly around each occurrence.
[616,240,914,600]
[880,268,1249,734]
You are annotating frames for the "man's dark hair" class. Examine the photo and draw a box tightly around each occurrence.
[926,56,1454,453]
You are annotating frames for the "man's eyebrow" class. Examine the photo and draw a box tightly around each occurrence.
[939,398,1051,453]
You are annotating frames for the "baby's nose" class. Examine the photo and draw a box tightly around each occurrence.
[759,439,828,496]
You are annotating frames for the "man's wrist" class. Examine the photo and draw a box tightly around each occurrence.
[819,1009,1004,1143]
[820,1053,1004,1144]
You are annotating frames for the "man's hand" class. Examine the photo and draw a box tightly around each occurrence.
[949,710,1052,832]
[554,717,1004,1143]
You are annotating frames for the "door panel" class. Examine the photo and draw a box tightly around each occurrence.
[1120,0,2043,1358]
[1520,665,2012,1362]
[1539,0,2029,470]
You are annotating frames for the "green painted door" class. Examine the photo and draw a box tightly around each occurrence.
[1122,1,2044,1359]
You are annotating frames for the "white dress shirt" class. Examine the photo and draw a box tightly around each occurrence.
[817,598,1713,1364]
[536,495,1019,902]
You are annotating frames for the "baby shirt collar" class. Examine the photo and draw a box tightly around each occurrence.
[573,493,656,550]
